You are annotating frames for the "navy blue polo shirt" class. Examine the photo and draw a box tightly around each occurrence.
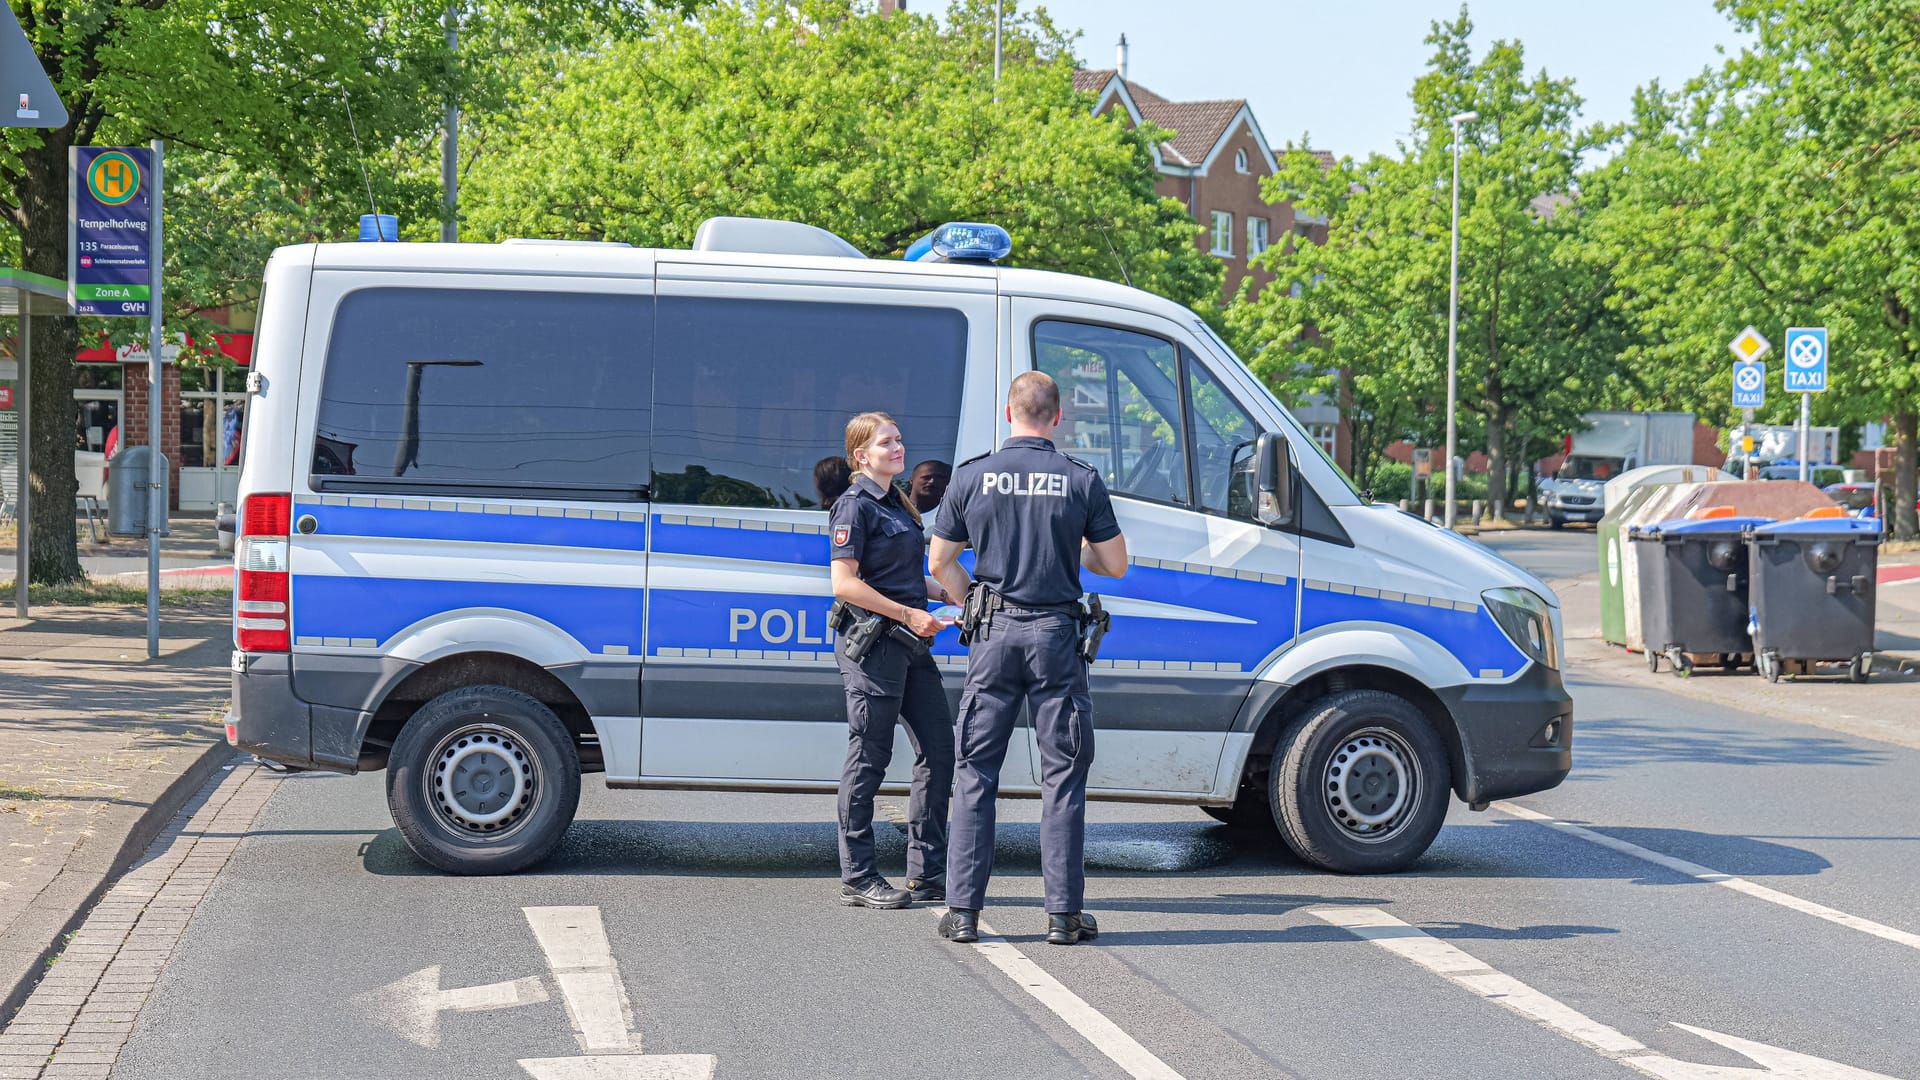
[828,473,929,612]
[933,436,1121,607]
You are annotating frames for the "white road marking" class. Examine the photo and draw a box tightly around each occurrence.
[933,908,1187,1080]
[517,1056,717,1080]
[358,964,548,1048]
[1313,906,1899,1080]
[1492,801,1920,952]
[525,906,641,1052]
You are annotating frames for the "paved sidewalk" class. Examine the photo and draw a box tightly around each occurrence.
[0,516,228,592]
[0,760,276,1079]
[0,606,232,1027]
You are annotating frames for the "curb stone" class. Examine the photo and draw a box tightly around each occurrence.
[0,741,234,1028]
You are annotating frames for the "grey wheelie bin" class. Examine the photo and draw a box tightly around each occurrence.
[1629,515,1773,676]
[1747,516,1882,683]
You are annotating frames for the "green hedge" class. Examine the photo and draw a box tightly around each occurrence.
[1363,461,1490,504]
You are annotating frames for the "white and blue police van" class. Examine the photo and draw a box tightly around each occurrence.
[225,218,1570,876]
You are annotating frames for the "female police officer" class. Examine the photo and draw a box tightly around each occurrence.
[828,412,954,908]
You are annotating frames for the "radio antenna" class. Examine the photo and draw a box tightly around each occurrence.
[340,90,384,238]
[1099,227,1133,287]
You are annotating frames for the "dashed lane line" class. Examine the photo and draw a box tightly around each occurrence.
[1493,801,1920,952]
[932,908,1186,1080]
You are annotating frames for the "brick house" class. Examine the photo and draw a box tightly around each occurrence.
[1073,59,1348,469]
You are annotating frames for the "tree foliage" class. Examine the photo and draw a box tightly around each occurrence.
[459,0,1219,310]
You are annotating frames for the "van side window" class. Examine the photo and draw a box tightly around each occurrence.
[1185,352,1264,519]
[1033,320,1188,506]
[312,288,650,495]
[652,297,967,509]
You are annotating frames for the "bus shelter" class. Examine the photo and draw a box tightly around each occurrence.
[2,267,74,617]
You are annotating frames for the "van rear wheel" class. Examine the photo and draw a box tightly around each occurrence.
[1270,689,1449,874]
[387,685,580,875]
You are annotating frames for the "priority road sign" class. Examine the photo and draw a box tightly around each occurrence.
[1732,360,1765,409]
[1783,327,1827,393]
[1728,326,1770,362]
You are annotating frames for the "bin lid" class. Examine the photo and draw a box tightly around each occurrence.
[1641,515,1774,537]
[1750,516,1882,537]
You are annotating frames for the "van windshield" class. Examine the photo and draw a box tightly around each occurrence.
[1192,319,1364,501]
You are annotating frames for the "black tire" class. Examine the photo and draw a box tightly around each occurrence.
[1848,656,1869,683]
[1548,515,1565,530]
[1270,689,1451,874]
[387,685,581,875]
[1646,648,1660,673]
[1759,650,1782,684]
[1671,652,1692,678]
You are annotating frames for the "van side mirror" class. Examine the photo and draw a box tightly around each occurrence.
[1255,432,1294,527]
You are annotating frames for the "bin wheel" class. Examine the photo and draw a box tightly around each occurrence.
[1669,650,1692,678]
[1645,649,1659,673]
[1848,656,1869,684]
[1718,654,1741,672]
[1758,651,1781,684]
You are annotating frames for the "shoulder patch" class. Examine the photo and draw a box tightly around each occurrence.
[832,525,851,547]
[1064,454,1099,473]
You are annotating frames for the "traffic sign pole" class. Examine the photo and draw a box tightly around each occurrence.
[146,140,163,660]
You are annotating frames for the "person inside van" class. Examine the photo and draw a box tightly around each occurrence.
[907,459,951,514]
[814,455,852,511]
[827,413,954,910]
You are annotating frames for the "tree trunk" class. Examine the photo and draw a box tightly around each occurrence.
[1896,409,1918,543]
[18,136,85,584]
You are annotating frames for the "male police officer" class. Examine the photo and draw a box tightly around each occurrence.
[927,371,1128,945]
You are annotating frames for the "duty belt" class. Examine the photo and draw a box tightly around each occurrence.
[829,599,931,663]
[958,585,1109,663]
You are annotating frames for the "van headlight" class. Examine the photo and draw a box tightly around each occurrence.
[1483,587,1559,670]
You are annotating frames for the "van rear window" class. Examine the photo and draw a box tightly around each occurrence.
[311,287,650,496]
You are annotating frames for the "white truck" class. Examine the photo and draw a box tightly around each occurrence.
[1541,411,1696,527]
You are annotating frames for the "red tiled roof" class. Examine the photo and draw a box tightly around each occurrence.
[1072,68,1117,93]
[1133,96,1245,167]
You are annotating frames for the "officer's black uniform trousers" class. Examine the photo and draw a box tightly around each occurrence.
[947,607,1095,914]
[835,631,953,886]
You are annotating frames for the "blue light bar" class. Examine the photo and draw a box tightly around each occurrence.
[903,222,1012,264]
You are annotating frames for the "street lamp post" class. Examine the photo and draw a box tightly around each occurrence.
[1444,110,1477,530]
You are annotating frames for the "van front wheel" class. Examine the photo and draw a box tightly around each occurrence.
[1271,689,1449,874]
[387,685,581,875]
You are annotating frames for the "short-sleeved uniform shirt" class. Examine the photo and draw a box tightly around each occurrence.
[828,473,928,612]
[933,436,1121,607]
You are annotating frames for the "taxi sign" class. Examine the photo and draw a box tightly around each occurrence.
[1731,360,1765,409]
[1728,326,1770,362]
[1783,327,1827,393]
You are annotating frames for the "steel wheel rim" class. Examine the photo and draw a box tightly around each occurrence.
[426,722,537,841]
[1323,726,1420,844]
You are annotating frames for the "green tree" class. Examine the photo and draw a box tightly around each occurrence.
[1587,1,1920,538]
[2,0,699,584]
[1234,10,1620,511]
[458,0,1219,310]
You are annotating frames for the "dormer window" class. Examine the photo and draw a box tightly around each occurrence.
[1235,148,1249,173]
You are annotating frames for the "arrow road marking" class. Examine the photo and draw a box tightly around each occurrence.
[357,965,549,1048]
[931,907,1187,1080]
[1313,906,1898,1079]
[525,906,642,1053]
[1492,802,1920,953]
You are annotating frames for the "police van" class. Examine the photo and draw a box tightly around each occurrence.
[226,218,1571,877]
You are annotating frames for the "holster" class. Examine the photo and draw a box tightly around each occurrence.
[958,583,1003,646]
[829,600,887,664]
[1077,594,1110,664]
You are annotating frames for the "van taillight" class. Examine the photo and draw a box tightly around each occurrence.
[236,493,292,653]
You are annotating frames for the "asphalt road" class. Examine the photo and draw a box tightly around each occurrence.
[109,530,1919,1080]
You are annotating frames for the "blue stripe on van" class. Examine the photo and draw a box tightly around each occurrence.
[292,575,643,653]
[295,503,647,551]
[1299,588,1525,677]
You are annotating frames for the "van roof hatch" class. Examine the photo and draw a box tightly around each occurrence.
[691,217,865,259]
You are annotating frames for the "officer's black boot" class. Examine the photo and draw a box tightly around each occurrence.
[1046,911,1099,945]
[937,908,980,943]
[906,876,945,903]
[840,875,911,909]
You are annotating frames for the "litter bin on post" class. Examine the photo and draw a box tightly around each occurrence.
[1630,513,1774,676]
[107,446,170,538]
[1747,515,1881,683]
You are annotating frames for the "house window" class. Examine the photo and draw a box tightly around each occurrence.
[1210,211,1233,257]
[1247,216,1269,257]
[1308,422,1338,459]
[1235,148,1249,173]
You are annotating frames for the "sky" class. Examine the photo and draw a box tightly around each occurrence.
[1008,0,1748,160]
